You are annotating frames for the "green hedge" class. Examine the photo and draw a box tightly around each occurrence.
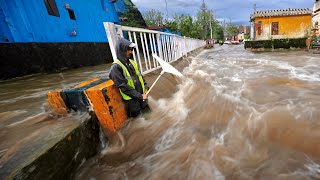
[245,38,307,49]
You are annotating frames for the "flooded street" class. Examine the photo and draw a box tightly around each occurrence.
[1,45,320,179]
[0,63,112,171]
[77,45,320,179]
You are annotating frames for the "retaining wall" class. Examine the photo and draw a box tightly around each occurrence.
[0,42,113,80]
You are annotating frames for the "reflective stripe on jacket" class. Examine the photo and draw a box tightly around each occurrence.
[113,59,145,100]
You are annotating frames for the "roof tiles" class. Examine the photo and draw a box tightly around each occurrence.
[250,8,312,20]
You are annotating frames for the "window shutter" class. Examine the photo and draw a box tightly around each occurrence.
[272,22,279,35]
[256,23,262,35]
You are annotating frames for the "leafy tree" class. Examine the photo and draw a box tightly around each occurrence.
[196,2,210,40]
[143,9,164,27]
[172,13,182,29]
[195,3,223,40]
[180,15,194,37]
[226,25,239,39]
[165,13,181,32]
[165,21,178,32]
[141,1,224,40]
[118,0,147,28]
[244,33,250,40]
[213,23,224,40]
[191,21,202,39]
[120,7,147,28]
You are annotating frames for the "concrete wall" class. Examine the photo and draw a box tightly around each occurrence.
[313,0,320,26]
[254,15,311,40]
[313,14,320,26]
[0,42,113,80]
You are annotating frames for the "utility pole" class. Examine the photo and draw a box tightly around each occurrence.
[251,3,257,40]
[201,0,207,40]
[209,10,213,39]
[223,19,226,40]
[164,0,168,22]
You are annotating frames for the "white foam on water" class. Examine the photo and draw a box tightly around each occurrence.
[188,159,225,180]
[291,156,320,179]
[231,73,242,82]
[214,131,227,146]
[303,161,320,178]
[100,131,126,156]
[0,91,48,105]
[154,79,191,152]
[5,112,45,127]
[265,60,320,82]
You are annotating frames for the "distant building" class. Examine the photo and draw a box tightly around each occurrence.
[312,0,320,35]
[238,25,250,42]
[250,8,312,40]
[313,0,320,24]
[238,25,250,34]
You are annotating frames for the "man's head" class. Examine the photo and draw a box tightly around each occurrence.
[116,38,136,62]
[126,42,136,59]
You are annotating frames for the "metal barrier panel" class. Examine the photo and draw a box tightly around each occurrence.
[103,22,205,75]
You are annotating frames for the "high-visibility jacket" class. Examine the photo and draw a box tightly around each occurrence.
[113,59,145,100]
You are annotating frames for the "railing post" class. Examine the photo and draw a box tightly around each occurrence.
[156,33,163,64]
[133,32,143,72]
[184,36,187,57]
[116,25,124,38]
[104,22,118,61]
[104,22,205,74]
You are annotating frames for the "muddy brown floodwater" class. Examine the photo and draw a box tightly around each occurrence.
[1,45,320,179]
[75,45,320,180]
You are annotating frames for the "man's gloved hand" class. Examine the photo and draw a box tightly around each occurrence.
[142,93,148,100]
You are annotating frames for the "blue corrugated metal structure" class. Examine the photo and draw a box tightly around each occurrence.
[0,0,148,80]
[113,0,126,13]
[0,0,120,43]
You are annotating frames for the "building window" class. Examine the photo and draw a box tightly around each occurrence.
[67,9,76,20]
[272,22,279,35]
[256,22,262,35]
[63,4,76,20]
[44,0,60,17]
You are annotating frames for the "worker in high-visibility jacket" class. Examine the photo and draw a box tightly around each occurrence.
[109,38,149,117]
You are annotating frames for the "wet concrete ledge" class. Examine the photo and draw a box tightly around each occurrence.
[0,47,204,180]
[0,115,100,180]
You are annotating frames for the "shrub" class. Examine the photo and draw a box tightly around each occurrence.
[245,38,307,49]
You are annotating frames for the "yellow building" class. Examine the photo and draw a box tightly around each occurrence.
[250,8,312,40]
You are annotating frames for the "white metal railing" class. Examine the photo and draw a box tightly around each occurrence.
[104,22,205,75]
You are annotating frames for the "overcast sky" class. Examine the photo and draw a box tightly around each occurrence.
[131,0,314,25]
